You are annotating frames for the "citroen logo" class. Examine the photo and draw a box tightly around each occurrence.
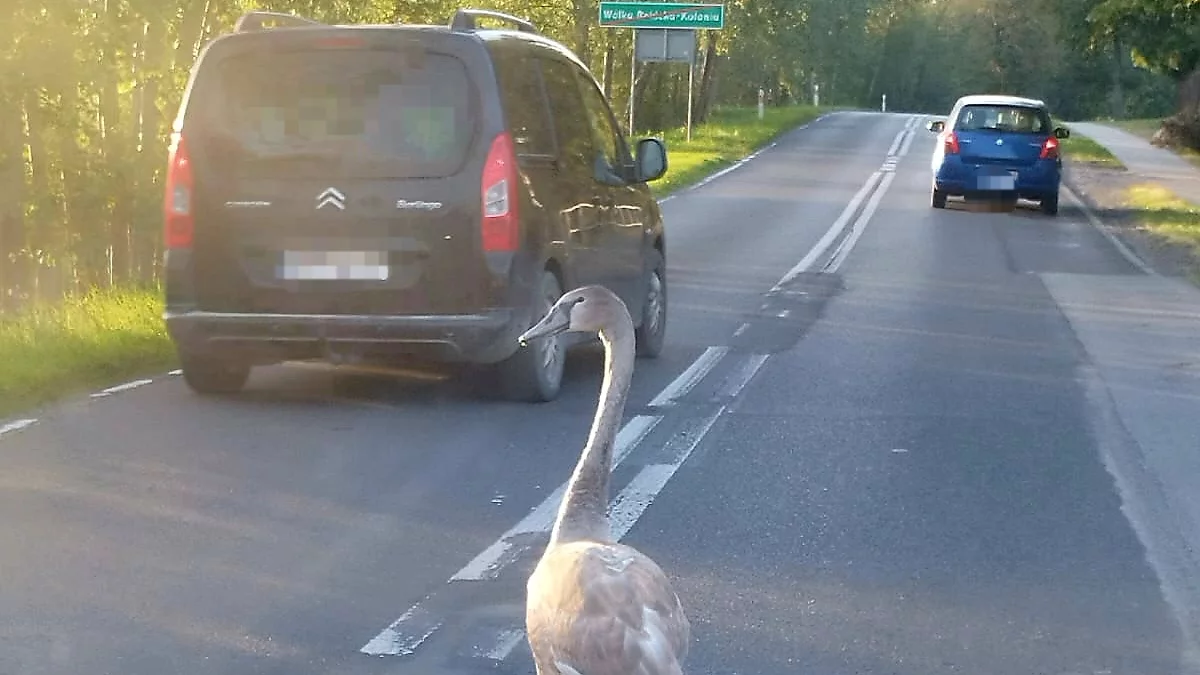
[316,187,345,211]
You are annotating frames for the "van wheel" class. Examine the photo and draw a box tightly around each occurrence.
[931,188,947,209]
[635,249,667,358]
[180,353,250,395]
[498,270,565,403]
[1041,191,1059,216]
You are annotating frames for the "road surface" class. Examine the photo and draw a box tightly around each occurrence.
[3,111,1200,675]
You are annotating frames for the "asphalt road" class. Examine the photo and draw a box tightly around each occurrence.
[3,111,1200,675]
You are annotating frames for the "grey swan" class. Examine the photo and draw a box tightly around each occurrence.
[518,285,690,675]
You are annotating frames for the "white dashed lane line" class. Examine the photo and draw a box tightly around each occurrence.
[0,418,37,438]
[90,378,155,399]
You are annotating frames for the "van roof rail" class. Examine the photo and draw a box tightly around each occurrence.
[234,11,324,32]
[449,9,537,33]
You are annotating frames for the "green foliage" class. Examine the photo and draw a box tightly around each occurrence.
[0,285,176,417]
[1124,182,1200,280]
[1088,0,1200,80]
[1061,135,1124,167]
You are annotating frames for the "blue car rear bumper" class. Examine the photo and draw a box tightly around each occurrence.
[933,156,1061,199]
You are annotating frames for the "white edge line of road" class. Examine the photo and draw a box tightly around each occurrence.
[1062,185,1158,277]
[362,113,911,659]
[90,378,155,398]
[0,418,38,438]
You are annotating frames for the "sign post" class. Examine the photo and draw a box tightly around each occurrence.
[599,2,725,137]
[882,94,887,112]
[758,88,765,120]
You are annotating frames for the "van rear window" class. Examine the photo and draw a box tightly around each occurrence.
[200,48,476,178]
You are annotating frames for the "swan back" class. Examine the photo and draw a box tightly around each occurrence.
[526,541,690,675]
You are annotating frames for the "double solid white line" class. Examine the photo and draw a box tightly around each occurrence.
[772,115,919,292]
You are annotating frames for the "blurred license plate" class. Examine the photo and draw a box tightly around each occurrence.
[278,251,389,280]
[978,173,1016,190]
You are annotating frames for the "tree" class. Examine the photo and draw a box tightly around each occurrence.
[1089,0,1200,147]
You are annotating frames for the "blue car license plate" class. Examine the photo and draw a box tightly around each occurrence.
[978,172,1016,191]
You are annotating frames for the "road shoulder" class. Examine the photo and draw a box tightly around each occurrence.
[1061,121,1200,283]
[1041,272,1200,675]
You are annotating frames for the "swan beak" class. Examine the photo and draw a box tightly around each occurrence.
[519,308,570,346]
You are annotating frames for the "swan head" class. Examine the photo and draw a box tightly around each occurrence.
[520,285,627,346]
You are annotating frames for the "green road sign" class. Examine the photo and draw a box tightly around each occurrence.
[598,2,725,30]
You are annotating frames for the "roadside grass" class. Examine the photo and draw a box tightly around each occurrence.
[0,104,829,419]
[1056,119,1123,168]
[1125,182,1200,280]
[0,285,176,418]
[648,104,830,196]
[1104,117,1200,170]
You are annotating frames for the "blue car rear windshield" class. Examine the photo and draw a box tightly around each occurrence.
[956,105,1049,134]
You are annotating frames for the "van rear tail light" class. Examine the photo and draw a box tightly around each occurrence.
[480,131,519,253]
[163,134,194,249]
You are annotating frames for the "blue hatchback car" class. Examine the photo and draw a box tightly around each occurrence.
[926,95,1070,216]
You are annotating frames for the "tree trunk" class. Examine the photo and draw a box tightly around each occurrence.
[695,31,719,123]
[103,0,131,287]
[1107,40,1126,119]
[0,91,26,309]
[173,0,210,73]
[602,41,615,99]
[866,14,894,104]
[57,79,95,295]
[133,17,169,284]
[1156,67,1200,150]
[23,90,60,302]
[1177,67,1200,116]
[572,0,593,67]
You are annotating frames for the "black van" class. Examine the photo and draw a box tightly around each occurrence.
[162,9,670,402]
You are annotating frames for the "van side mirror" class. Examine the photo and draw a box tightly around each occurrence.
[1054,126,1070,139]
[634,138,668,183]
[927,120,944,133]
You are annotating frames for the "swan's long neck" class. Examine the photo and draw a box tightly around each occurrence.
[549,317,635,545]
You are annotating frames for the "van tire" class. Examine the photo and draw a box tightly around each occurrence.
[498,270,565,403]
[635,248,667,358]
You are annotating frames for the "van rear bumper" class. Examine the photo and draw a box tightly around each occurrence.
[164,308,524,366]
